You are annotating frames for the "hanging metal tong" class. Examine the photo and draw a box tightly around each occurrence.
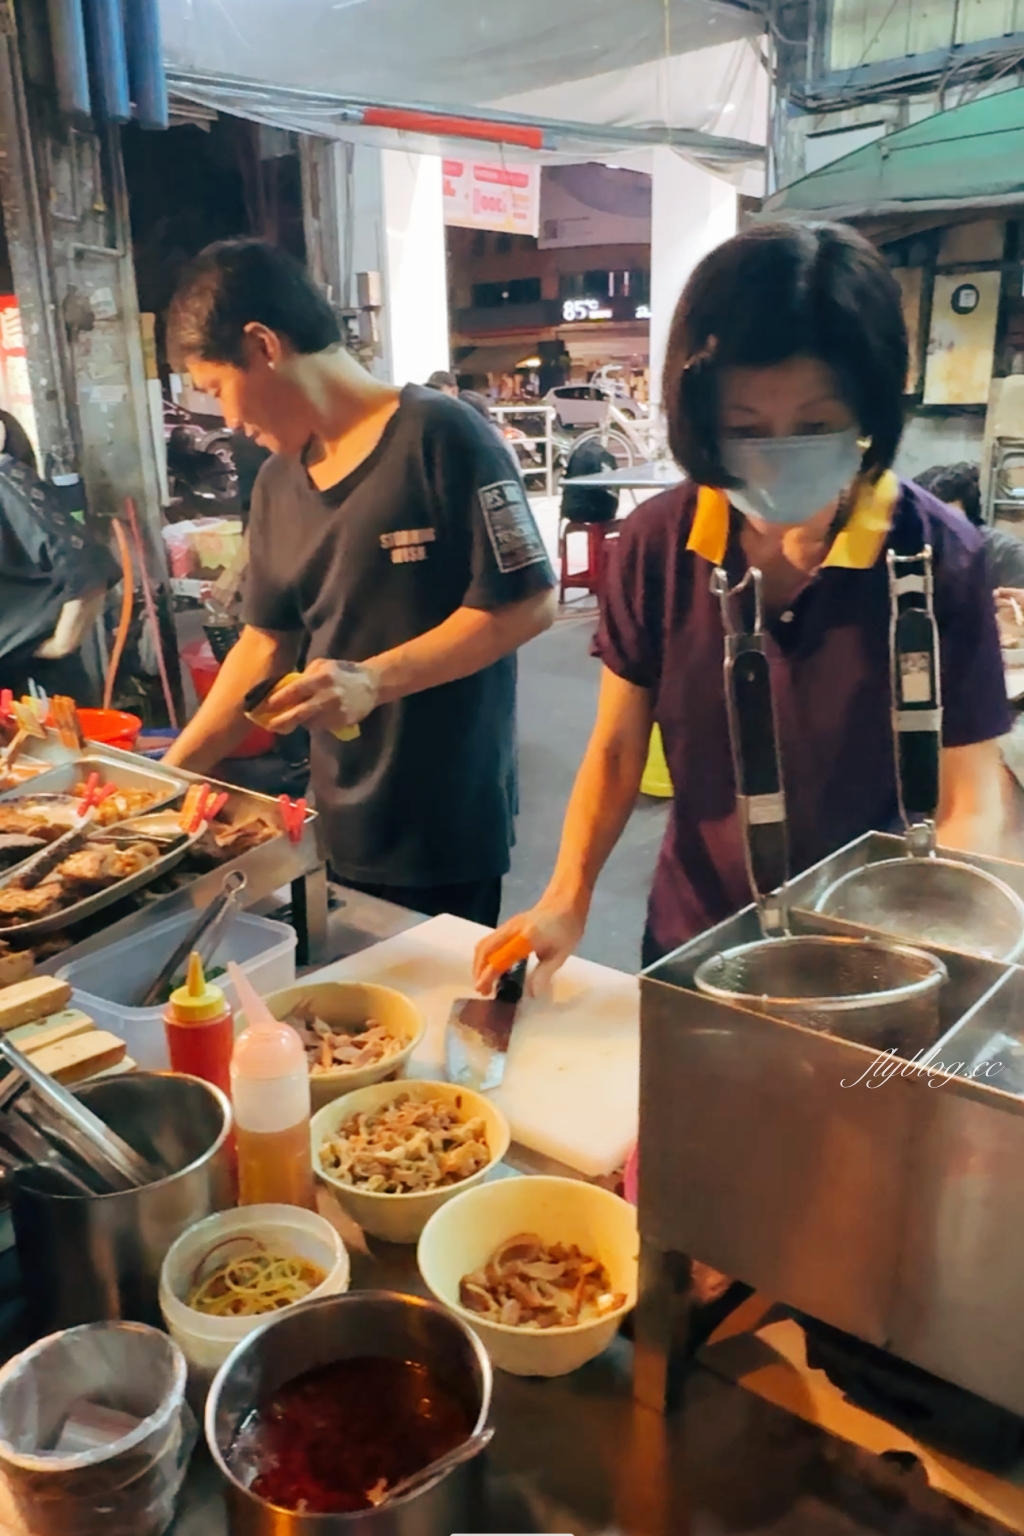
[712,566,790,937]
[135,868,247,1008]
[887,545,941,857]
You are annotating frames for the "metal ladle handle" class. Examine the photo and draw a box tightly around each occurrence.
[887,546,941,856]
[713,567,790,937]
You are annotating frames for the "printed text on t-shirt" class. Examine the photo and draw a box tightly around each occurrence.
[478,480,548,574]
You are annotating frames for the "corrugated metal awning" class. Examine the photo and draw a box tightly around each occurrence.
[765,87,1024,221]
[561,326,649,363]
[456,344,543,374]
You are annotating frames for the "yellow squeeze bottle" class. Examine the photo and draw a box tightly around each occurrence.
[249,672,359,741]
[228,962,315,1209]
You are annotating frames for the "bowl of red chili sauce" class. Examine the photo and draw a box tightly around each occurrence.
[205,1289,492,1530]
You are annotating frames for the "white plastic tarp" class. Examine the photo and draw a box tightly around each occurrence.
[160,0,766,168]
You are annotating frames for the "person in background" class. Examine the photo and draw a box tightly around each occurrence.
[458,389,521,472]
[560,437,620,525]
[914,462,1024,589]
[0,415,116,702]
[426,370,459,398]
[475,221,1009,989]
[164,240,556,927]
[0,409,37,476]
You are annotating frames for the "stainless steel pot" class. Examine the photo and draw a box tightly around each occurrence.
[693,935,948,1057]
[814,856,1024,962]
[205,1290,493,1536]
[11,1073,233,1334]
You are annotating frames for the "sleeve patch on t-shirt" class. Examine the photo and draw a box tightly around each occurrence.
[478,480,548,574]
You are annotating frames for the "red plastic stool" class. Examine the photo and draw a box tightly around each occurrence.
[558,520,620,604]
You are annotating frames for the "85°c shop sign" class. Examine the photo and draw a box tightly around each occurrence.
[443,159,540,237]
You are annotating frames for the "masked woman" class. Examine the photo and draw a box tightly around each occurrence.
[476,221,1010,989]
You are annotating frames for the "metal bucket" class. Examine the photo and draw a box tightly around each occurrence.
[693,935,948,1057]
[11,1074,233,1336]
[815,856,1024,962]
[206,1290,492,1536]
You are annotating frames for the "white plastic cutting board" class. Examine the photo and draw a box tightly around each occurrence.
[308,914,639,1178]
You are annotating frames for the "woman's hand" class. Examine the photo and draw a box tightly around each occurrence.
[473,901,587,997]
[263,659,380,734]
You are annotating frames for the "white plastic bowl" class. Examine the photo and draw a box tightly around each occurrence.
[159,1203,350,1397]
[311,1079,510,1244]
[252,982,426,1111]
[417,1175,638,1377]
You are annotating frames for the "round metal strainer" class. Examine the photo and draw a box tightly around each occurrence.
[815,857,1024,962]
[693,935,947,1055]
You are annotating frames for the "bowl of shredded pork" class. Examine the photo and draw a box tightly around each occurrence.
[311,1080,510,1244]
[417,1175,638,1376]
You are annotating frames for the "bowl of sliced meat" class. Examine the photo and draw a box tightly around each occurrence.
[248,982,426,1110]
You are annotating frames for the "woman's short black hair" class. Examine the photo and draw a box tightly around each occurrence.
[167,239,342,370]
[663,221,908,487]
[914,462,982,526]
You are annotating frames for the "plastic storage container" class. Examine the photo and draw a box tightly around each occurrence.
[159,1204,350,1402]
[58,912,296,1069]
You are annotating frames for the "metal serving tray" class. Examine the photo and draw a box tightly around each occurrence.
[0,754,188,816]
[0,823,205,940]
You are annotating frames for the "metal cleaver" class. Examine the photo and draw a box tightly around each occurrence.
[444,960,528,1091]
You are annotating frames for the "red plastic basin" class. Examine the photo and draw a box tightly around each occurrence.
[77,708,142,752]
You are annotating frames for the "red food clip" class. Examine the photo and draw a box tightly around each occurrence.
[187,784,213,834]
[187,784,229,834]
[206,790,229,823]
[278,795,306,843]
[0,690,12,720]
[76,772,102,817]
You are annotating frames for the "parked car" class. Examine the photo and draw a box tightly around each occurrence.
[544,383,645,430]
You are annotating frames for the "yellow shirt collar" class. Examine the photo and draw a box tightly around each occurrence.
[687,472,900,570]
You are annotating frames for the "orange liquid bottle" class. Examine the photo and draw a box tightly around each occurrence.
[228,962,315,1210]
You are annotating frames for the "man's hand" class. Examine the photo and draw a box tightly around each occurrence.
[262,659,380,734]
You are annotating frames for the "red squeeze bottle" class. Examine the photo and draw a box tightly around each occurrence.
[163,951,235,1099]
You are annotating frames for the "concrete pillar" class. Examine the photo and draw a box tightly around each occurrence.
[331,141,450,387]
[649,148,737,406]
[379,149,449,387]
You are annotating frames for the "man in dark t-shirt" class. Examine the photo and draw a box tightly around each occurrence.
[165,241,556,926]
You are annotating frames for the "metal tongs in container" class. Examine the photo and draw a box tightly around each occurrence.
[0,1035,166,1191]
[712,565,790,937]
[135,868,248,1007]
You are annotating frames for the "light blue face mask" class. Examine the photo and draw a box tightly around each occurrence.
[721,428,863,525]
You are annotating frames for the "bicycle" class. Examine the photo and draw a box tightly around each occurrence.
[571,402,667,469]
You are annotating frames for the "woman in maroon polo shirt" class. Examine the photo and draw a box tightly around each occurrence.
[476,221,1011,985]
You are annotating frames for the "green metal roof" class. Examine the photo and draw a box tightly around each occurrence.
[765,88,1024,220]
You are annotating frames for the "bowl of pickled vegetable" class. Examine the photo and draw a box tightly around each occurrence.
[159,1203,350,1400]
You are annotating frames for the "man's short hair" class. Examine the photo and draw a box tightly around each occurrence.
[914,462,982,526]
[167,239,342,370]
[426,370,457,390]
[458,389,493,422]
[663,220,908,487]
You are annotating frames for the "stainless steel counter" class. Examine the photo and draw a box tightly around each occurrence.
[171,1238,1009,1536]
